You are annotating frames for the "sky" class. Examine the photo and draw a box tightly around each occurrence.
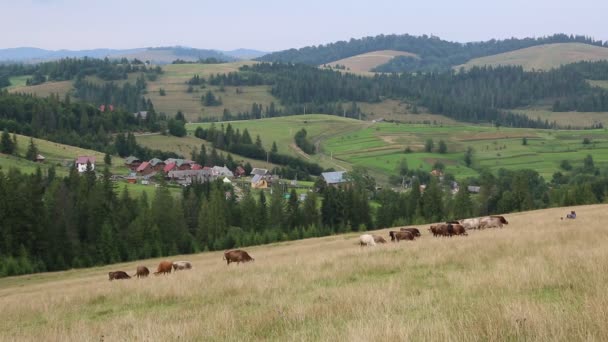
[1,0,607,51]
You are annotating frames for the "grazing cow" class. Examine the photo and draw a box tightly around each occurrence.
[108,271,131,281]
[135,266,150,278]
[566,211,577,219]
[172,261,192,271]
[224,249,254,265]
[479,215,509,229]
[449,223,468,236]
[390,231,415,242]
[372,235,387,244]
[459,218,481,230]
[359,234,376,247]
[400,227,421,237]
[429,224,453,237]
[154,261,173,275]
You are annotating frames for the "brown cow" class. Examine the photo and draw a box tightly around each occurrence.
[429,224,452,237]
[400,227,421,237]
[108,271,131,281]
[372,235,387,244]
[224,250,254,265]
[449,223,468,236]
[480,215,509,229]
[154,261,173,275]
[135,266,150,278]
[390,231,415,242]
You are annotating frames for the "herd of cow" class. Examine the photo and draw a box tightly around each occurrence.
[108,216,509,280]
[359,215,509,247]
[107,249,254,281]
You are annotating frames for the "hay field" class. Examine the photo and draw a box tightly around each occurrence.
[457,43,608,71]
[514,108,608,128]
[321,50,419,74]
[146,62,281,121]
[8,80,73,98]
[1,204,607,341]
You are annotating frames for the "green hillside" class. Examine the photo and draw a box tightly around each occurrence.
[186,114,608,182]
[458,43,608,71]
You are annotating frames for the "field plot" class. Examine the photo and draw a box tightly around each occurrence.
[146,62,281,121]
[1,204,607,341]
[457,42,608,71]
[322,50,419,74]
[8,80,73,98]
[188,114,368,170]
[514,108,608,128]
[322,121,608,179]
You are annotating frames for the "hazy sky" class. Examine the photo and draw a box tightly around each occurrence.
[1,0,607,51]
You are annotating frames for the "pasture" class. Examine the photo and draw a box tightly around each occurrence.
[515,108,608,128]
[146,62,281,121]
[1,204,607,341]
[321,120,608,180]
[456,42,608,71]
[187,114,368,171]
[134,133,283,170]
[321,50,419,74]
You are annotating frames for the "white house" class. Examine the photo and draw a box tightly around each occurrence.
[75,156,96,173]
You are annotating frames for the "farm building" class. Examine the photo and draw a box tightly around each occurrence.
[149,158,165,172]
[251,168,269,176]
[235,166,246,177]
[212,166,234,178]
[136,161,155,176]
[167,169,213,185]
[251,174,268,189]
[124,156,141,170]
[75,156,95,173]
[34,154,45,163]
[467,185,481,193]
[321,171,349,187]
[163,162,176,173]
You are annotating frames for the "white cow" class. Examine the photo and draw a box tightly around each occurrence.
[172,261,192,271]
[479,216,508,229]
[459,218,481,230]
[359,234,376,247]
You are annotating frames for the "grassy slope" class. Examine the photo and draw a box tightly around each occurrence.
[187,114,369,171]
[458,43,608,71]
[0,134,177,197]
[1,204,607,340]
[321,118,608,180]
[135,133,284,170]
[146,62,280,121]
[321,50,419,74]
[514,108,608,128]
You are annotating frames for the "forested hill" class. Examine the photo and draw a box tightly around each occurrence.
[257,33,607,72]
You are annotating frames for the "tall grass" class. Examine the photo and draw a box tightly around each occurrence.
[1,204,607,341]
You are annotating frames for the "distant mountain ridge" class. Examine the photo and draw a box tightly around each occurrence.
[0,46,267,64]
[258,33,608,72]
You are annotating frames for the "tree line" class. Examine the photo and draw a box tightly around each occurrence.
[2,158,608,277]
[0,57,162,87]
[193,123,324,178]
[0,91,166,154]
[257,33,606,72]
[231,61,608,128]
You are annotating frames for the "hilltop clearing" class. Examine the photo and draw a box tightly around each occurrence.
[457,43,608,71]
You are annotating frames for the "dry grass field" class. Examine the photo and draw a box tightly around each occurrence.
[8,80,73,98]
[321,50,419,74]
[458,43,608,71]
[514,108,608,128]
[1,204,607,341]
